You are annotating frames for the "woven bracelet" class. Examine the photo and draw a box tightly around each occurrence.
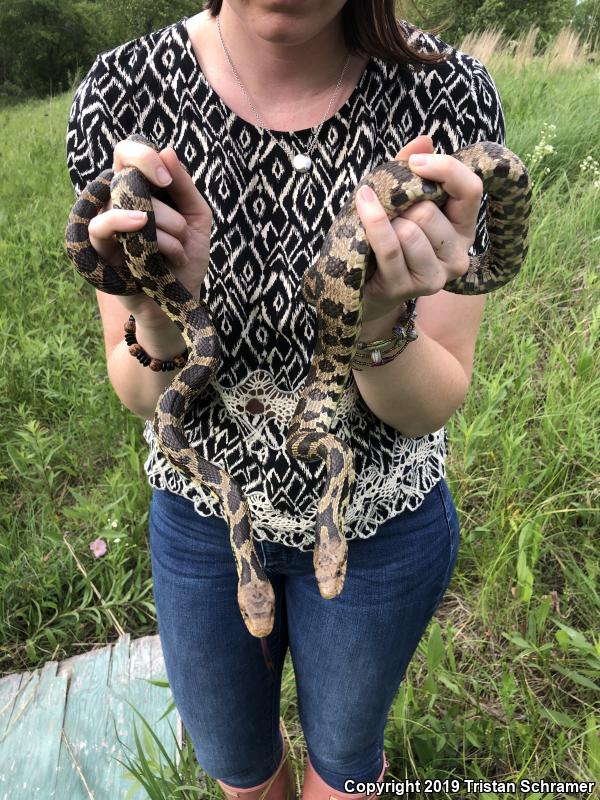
[351,298,418,371]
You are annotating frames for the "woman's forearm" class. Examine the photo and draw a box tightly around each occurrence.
[106,305,469,432]
[352,308,470,437]
[106,316,187,421]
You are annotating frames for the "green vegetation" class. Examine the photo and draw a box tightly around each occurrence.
[0,27,598,800]
[1,0,599,97]
[412,0,599,48]
[0,0,200,97]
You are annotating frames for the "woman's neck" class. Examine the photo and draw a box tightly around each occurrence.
[187,8,365,120]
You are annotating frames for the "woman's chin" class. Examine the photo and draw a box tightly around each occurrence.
[251,15,320,46]
[233,0,345,47]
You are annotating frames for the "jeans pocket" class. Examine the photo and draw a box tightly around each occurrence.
[150,487,233,565]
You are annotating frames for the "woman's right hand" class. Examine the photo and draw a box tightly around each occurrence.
[88,137,213,327]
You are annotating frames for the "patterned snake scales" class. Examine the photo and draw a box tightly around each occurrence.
[65,134,531,638]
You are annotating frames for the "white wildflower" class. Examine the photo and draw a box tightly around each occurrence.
[527,122,558,172]
[580,155,600,188]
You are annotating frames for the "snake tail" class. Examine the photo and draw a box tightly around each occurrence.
[446,141,532,293]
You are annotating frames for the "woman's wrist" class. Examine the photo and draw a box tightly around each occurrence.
[359,308,402,342]
[353,298,417,371]
[133,313,187,360]
[359,296,416,341]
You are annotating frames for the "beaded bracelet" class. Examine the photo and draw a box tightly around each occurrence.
[124,315,188,372]
[351,298,418,371]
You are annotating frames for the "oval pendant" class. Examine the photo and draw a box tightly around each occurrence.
[292,154,312,173]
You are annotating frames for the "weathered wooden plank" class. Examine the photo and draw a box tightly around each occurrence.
[124,634,179,796]
[0,662,67,800]
[0,671,36,796]
[0,635,186,799]
[0,672,24,738]
[56,638,114,798]
[103,634,137,795]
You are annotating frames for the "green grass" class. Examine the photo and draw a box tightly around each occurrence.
[1,56,599,799]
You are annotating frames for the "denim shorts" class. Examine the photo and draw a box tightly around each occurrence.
[149,477,460,791]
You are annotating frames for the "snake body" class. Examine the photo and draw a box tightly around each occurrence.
[65,135,531,638]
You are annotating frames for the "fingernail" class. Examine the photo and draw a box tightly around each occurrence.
[156,166,172,185]
[359,185,375,202]
[409,154,430,167]
[127,210,147,220]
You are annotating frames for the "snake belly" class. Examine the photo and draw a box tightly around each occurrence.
[286,141,531,599]
[64,135,275,639]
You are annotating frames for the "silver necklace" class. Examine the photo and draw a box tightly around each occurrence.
[216,14,352,173]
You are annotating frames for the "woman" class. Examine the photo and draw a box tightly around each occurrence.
[66,0,505,797]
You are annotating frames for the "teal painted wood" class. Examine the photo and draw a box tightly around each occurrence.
[0,634,181,799]
[127,635,181,776]
[0,662,67,798]
[56,637,115,798]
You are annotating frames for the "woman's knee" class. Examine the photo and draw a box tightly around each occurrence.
[305,732,384,786]
[192,714,283,789]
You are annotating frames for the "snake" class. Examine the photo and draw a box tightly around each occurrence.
[65,134,531,639]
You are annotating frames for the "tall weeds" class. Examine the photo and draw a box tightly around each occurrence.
[459,24,597,72]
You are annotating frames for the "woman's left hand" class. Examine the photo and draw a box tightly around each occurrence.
[355,135,484,327]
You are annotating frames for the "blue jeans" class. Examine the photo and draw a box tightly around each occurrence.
[149,477,460,791]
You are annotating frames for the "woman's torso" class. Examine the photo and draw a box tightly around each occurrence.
[66,14,501,549]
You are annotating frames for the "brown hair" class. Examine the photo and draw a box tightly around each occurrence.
[202,0,452,68]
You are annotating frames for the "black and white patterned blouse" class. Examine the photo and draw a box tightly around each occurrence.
[66,15,505,550]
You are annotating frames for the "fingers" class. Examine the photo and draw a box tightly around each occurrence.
[407,153,483,239]
[394,134,435,163]
[154,227,188,271]
[392,214,466,290]
[393,136,483,248]
[113,137,173,187]
[88,206,148,264]
[357,185,405,266]
[395,200,468,276]
[114,139,212,228]
[158,147,212,227]
[355,184,465,302]
[89,195,192,263]
[90,137,212,263]
[355,184,411,297]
